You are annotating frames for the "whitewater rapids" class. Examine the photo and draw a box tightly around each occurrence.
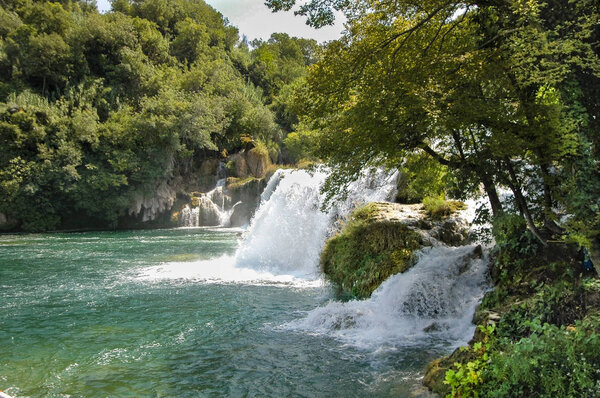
[137,167,489,349]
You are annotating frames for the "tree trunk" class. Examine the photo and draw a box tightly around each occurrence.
[481,173,504,217]
[505,159,548,246]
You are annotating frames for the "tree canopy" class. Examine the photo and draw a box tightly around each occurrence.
[270,0,600,250]
[0,0,315,231]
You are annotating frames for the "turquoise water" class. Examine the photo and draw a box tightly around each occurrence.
[0,229,442,397]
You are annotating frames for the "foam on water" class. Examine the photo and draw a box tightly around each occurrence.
[283,245,490,349]
[134,254,324,287]
[235,167,400,279]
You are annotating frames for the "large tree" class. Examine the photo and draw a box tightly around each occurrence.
[271,0,600,253]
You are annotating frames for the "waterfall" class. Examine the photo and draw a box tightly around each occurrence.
[143,165,489,350]
[283,245,489,349]
[180,178,233,227]
[234,167,400,278]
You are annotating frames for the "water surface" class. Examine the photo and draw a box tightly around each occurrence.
[0,229,442,397]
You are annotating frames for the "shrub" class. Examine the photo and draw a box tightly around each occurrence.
[490,213,541,284]
[445,325,495,398]
[423,195,467,220]
[479,317,600,398]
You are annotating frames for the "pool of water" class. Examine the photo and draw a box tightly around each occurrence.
[0,228,442,397]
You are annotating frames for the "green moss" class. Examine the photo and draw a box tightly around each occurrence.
[422,195,467,220]
[226,176,260,191]
[321,204,422,298]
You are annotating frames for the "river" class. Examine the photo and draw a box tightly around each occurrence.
[0,228,451,397]
[0,169,487,397]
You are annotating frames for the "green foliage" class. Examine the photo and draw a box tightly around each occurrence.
[282,121,318,164]
[275,0,600,263]
[445,325,495,398]
[0,0,305,231]
[396,153,450,204]
[490,214,541,284]
[321,203,422,298]
[423,196,467,220]
[480,317,600,398]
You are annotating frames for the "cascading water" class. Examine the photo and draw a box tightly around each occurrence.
[234,167,400,278]
[180,178,233,227]
[283,245,489,349]
[142,167,401,284]
[147,166,488,349]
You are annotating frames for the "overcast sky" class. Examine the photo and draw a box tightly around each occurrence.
[96,0,345,43]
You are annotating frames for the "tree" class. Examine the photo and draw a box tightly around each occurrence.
[271,0,600,248]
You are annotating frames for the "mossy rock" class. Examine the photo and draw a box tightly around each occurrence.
[321,204,423,298]
[423,196,467,220]
[246,146,270,178]
[226,176,260,191]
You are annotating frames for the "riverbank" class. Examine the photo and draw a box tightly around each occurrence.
[321,201,600,396]
[423,216,600,396]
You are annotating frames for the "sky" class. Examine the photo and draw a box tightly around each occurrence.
[96,0,345,43]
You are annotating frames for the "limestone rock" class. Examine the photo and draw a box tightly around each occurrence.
[128,181,176,222]
[245,147,270,178]
[431,218,470,246]
[229,202,252,227]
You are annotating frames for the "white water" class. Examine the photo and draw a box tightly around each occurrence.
[180,178,233,227]
[283,245,489,349]
[235,168,400,278]
[146,166,489,350]
[145,167,400,284]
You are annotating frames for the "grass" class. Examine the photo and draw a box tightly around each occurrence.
[422,195,467,220]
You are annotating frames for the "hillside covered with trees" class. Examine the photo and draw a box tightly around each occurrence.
[0,0,316,231]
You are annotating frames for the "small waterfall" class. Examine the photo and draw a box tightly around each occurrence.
[234,167,400,278]
[283,245,490,349]
[180,178,233,227]
[151,165,489,350]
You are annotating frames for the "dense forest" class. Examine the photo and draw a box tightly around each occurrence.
[0,0,315,231]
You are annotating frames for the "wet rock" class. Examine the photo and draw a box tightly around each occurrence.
[229,202,252,227]
[431,218,469,246]
[423,322,441,332]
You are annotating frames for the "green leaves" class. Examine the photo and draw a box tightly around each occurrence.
[0,0,304,231]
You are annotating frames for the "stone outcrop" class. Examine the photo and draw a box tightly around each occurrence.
[226,177,268,227]
[321,201,471,298]
[124,149,271,228]
[127,181,177,222]
[226,147,271,179]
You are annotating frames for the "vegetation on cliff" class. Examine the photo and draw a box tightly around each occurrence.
[0,0,316,231]
[321,203,422,298]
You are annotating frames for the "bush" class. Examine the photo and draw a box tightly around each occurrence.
[445,325,495,398]
[479,317,600,397]
[422,195,467,220]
